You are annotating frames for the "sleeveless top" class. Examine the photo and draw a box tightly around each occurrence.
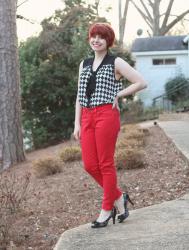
[78,53,122,107]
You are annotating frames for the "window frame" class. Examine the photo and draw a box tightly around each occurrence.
[152,57,176,66]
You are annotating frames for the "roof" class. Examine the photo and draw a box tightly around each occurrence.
[131,35,188,52]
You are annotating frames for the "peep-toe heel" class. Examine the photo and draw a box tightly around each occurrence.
[91,207,117,228]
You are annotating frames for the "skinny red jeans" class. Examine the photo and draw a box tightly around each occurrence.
[80,104,122,210]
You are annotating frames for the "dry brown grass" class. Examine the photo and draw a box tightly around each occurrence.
[121,124,145,140]
[32,157,62,178]
[115,124,147,170]
[115,148,145,169]
[59,146,81,162]
[121,124,139,132]
[116,137,144,149]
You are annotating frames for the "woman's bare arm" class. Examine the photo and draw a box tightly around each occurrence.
[74,61,83,140]
[115,57,147,98]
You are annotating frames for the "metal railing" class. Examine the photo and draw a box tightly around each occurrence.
[152,80,189,112]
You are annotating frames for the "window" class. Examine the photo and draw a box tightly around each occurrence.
[152,58,176,65]
[153,59,164,65]
[165,58,176,65]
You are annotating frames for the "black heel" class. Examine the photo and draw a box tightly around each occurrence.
[91,207,117,228]
[117,192,134,223]
[127,193,134,206]
[91,215,111,228]
[112,207,117,224]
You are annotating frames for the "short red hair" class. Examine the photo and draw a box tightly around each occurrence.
[88,23,115,48]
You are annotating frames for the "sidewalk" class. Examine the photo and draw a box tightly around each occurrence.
[158,121,189,162]
[54,120,189,250]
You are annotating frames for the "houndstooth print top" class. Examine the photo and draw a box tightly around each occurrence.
[78,53,122,107]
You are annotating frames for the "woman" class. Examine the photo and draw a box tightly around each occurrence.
[74,23,147,228]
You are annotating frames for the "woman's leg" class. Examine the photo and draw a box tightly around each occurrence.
[95,107,122,211]
[81,107,123,223]
[80,110,103,187]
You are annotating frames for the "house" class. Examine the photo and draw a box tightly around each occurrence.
[131,35,189,106]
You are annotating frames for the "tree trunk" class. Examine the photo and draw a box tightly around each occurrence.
[0,0,25,171]
[152,0,161,36]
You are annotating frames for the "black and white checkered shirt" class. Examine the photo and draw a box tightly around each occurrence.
[78,53,122,107]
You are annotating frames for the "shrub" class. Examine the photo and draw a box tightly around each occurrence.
[121,124,145,140]
[0,172,31,214]
[121,100,143,122]
[0,172,31,246]
[142,106,162,121]
[165,75,189,104]
[59,146,81,162]
[120,125,144,146]
[32,157,62,178]
[174,99,189,111]
[0,213,14,248]
[115,124,147,170]
[121,124,140,132]
[116,137,144,150]
[115,148,144,170]
[121,100,161,122]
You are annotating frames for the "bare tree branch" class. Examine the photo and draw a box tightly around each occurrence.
[94,0,101,16]
[161,0,174,29]
[169,14,189,22]
[121,0,130,32]
[131,0,189,36]
[118,0,130,46]
[17,0,29,8]
[147,0,153,7]
[16,14,35,24]
[160,12,189,21]
[122,0,130,24]
[139,0,153,22]
[147,29,152,37]
[161,9,189,35]
[130,0,153,29]
[119,0,121,32]
[159,12,166,18]
[16,0,37,24]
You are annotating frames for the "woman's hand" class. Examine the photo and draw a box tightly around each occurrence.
[73,124,81,140]
[112,95,120,111]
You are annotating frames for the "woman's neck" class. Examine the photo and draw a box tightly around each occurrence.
[94,50,108,60]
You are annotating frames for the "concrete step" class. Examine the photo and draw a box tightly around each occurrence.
[53,119,189,250]
[54,193,189,250]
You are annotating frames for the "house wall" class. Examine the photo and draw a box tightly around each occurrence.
[132,51,188,106]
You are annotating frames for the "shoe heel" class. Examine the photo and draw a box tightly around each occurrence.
[127,194,134,206]
[112,207,117,224]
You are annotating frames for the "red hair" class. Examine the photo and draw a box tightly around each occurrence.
[88,23,115,48]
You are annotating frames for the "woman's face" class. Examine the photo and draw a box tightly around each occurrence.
[89,34,108,52]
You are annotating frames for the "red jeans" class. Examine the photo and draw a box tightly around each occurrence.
[80,104,122,210]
